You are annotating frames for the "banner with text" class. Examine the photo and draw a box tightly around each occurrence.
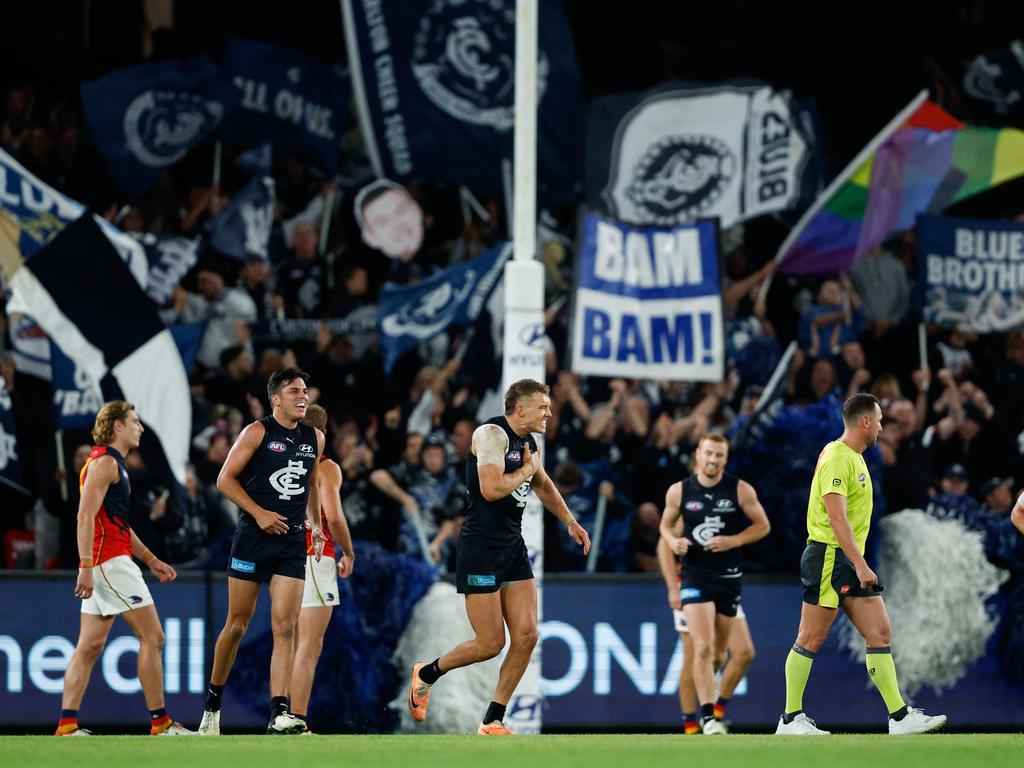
[571,212,723,381]
[918,213,1024,332]
[585,81,814,229]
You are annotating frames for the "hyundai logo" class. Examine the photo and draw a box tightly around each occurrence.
[519,322,546,348]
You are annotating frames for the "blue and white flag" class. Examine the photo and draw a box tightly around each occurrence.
[379,242,510,373]
[341,0,583,203]
[204,176,275,261]
[52,323,205,430]
[81,56,236,199]
[571,211,724,381]
[129,233,201,305]
[918,213,1024,332]
[0,378,27,494]
[585,81,815,228]
[222,37,348,173]
[1,215,192,484]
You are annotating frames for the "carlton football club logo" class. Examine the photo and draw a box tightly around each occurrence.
[380,273,477,340]
[411,0,548,132]
[270,460,308,500]
[624,135,735,224]
[123,90,223,168]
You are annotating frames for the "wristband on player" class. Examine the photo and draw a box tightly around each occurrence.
[140,549,156,565]
[79,557,94,568]
[566,518,578,528]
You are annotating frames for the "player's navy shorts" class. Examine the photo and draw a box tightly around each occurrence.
[456,537,534,594]
[800,540,876,608]
[228,527,306,583]
[679,568,741,617]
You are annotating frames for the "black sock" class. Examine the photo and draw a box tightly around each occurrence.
[271,696,289,718]
[293,713,307,723]
[61,709,78,720]
[205,683,225,712]
[483,701,507,725]
[149,707,168,721]
[418,658,447,685]
[782,709,802,724]
[700,703,715,723]
[890,705,909,721]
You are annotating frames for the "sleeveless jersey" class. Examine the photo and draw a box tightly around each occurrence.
[305,456,336,558]
[679,472,746,577]
[462,416,538,547]
[236,415,318,540]
[80,446,133,565]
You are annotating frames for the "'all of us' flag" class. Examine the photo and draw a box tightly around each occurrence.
[0,212,191,485]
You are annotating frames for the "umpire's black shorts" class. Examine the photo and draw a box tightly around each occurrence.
[800,540,876,608]
[228,527,306,583]
[456,537,534,594]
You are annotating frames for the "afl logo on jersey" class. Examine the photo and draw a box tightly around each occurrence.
[507,451,521,461]
[268,441,287,453]
[685,500,704,512]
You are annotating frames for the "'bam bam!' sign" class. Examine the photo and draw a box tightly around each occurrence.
[571,212,723,381]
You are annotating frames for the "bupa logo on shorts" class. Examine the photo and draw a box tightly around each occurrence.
[267,441,287,453]
[680,587,702,600]
[231,557,256,573]
[506,451,521,461]
[832,478,842,486]
[467,574,497,587]
[685,500,704,512]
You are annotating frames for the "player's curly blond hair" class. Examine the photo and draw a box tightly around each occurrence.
[92,401,136,445]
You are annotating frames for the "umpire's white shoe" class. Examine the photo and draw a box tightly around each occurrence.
[267,712,308,735]
[198,710,220,735]
[702,718,727,735]
[775,713,830,735]
[888,707,946,735]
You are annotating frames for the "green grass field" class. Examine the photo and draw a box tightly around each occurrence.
[2,734,1022,768]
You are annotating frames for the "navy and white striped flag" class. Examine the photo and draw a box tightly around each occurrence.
[0,214,191,484]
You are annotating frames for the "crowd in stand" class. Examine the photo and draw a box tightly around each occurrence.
[2,81,1023,583]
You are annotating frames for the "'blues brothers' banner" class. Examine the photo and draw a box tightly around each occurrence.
[918,213,1024,332]
[81,57,236,199]
[378,243,510,373]
[586,81,815,229]
[571,212,723,381]
[341,0,582,203]
[222,37,349,174]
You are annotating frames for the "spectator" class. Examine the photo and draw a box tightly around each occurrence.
[203,345,263,418]
[798,277,863,356]
[237,258,279,321]
[277,221,326,317]
[848,245,910,332]
[547,460,633,572]
[981,477,1014,517]
[328,263,370,318]
[165,268,257,371]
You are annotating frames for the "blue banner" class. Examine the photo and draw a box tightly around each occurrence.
[341,0,582,203]
[538,579,1024,729]
[129,233,201,305]
[81,57,236,199]
[570,211,723,381]
[222,37,348,173]
[0,377,27,494]
[918,213,1024,332]
[204,176,275,261]
[378,243,510,373]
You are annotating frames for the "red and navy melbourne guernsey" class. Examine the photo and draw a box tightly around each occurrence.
[305,456,336,558]
[679,472,746,578]
[237,415,318,540]
[462,416,538,547]
[80,446,132,565]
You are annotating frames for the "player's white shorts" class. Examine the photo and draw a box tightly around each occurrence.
[673,602,745,633]
[301,556,340,608]
[81,555,154,616]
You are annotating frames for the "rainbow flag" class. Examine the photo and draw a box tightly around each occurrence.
[777,92,1024,274]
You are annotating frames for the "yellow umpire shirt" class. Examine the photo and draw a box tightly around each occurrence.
[806,439,873,553]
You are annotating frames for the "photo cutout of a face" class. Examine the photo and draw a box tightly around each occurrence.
[355,179,424,262]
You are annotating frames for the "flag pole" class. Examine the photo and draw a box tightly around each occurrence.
[212,140,222,187]
[758,90,930,301]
